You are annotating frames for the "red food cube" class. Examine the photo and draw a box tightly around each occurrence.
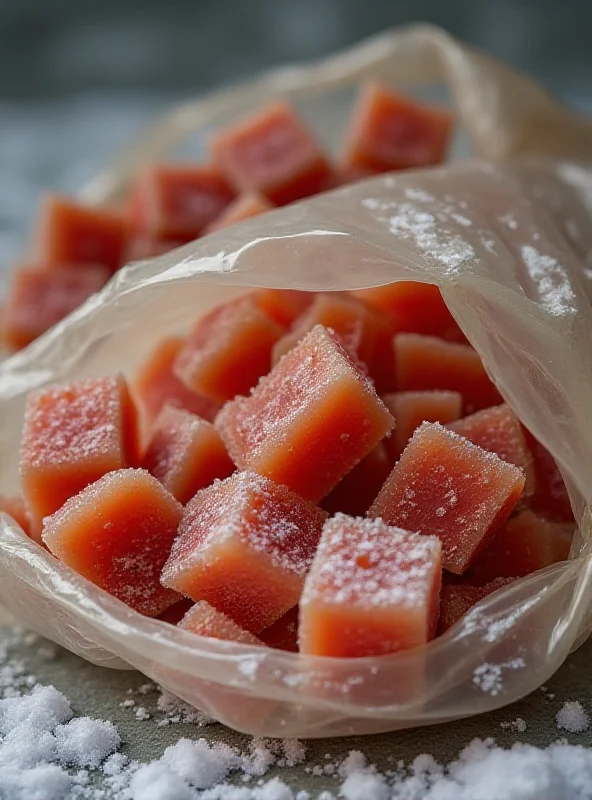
[122,234,187,264]
[204,192,273,233]
[178,601,264,645]
[211,101,331,206]
[467,509,574,585]
[271,293,393,386]
[175,297,285,405]
[353,281,465,342]
[253,289,313,327]
[32,194,126,273]
[43,468,182,616]
[161,471,326,633]
[128,164,235,240]
[321,443,392,517]
[342,82,453,173]
[132,337,219,429]
[2,266,110,351]
[523,429,574,523]
[258,606,299,652]
[382,390,463,462]
[299,514,442,657]
[20,374,140,541]
[0,495,31,537]
[216,325,394,502]
[368,422,525,574]
[448,404,534,495]
[142,405,234,504]
[438,577,518,634]
[394,333,503,414]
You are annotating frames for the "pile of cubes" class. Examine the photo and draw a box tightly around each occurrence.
[1,282,575,658]
[1,82,453,350]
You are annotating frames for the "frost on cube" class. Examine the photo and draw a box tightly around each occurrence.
[161,471,326,633]
[142,406,234,504]
[299,514,442,657]
[321,443,391,518]
[128,164,235,240]
[20,374,140,540]
[204,192,273,233]
[42,469,183,616]
[253,289,313,327]
[215,325,394,502]
[382,390,463,462]
[353,281,465,342]
[448,404,534,495]
[174,297,286,405]
[368,422,525,574]
[342,82,453,173]
[2,265,110,351]
[32,194,125,273]
[467,509,574,585]
[394,333,503,414]
[210,101,331,205]
[178,600,263,646]
[258,606,299,652]
[438,577,518,633]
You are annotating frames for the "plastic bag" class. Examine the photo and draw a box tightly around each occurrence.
[1,25,592,738]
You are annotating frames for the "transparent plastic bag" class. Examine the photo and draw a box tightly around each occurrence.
[1,25,592,738]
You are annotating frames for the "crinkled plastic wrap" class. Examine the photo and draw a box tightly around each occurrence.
[1,26,592,738]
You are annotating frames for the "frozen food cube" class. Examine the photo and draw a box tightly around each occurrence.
[42,468,183,616]
[353,281,465,342]
[394,333,503,413]
[299,514,442,657]
[448,404,534,494]
[253,288,313,327]
[128,164,235,239]
[342,82,453,173]
[32,194,125,273]
[175,296,286,404]
[132,336,220,428]
[211,101,331,205]
[216,325,394,502]
[161,471,326,633]
[178,601,263,645]
[142,405,234,504]
[2,265,110,351]
[467,509,574,585]
[382,390,463,462]
[368,422,525,574]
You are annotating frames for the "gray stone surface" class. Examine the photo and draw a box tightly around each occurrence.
[2,617,591,795]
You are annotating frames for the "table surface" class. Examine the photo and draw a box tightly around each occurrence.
[2,608,591,796]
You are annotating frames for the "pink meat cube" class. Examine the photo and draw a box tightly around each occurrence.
[215,325,394,502]
[142,405,234,504]
[368,422,525,574]
[299,514,442,657]
[161,471,327,633]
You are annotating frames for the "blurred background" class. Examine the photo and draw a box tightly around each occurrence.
[0,0,590,265]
